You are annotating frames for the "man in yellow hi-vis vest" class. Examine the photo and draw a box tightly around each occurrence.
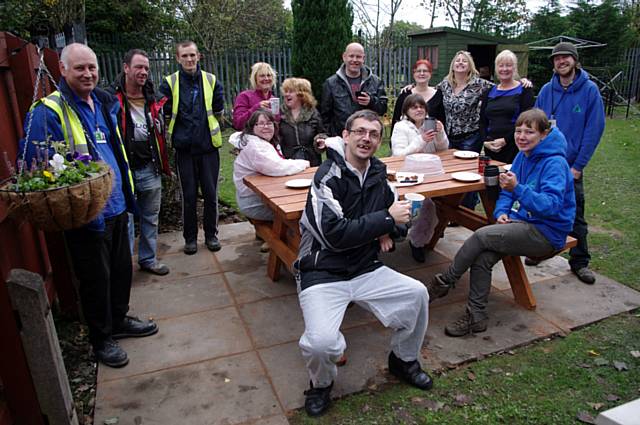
[159,41,225,255]
[21,43,158,368]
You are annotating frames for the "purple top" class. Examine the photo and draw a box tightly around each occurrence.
[232,89,280,130]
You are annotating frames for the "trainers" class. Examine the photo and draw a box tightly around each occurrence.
[184,241,197,255]
[573,267,596,284]
[206,236,221,252]
[388,351,433,390]
[140,262,170,276]
[94,338,129,368]
[304,381,333,416]
[524,257,541,266]
[112,316,159,339]
[426,273,452,303]
[409,241,425,263]
[444,310,488,337]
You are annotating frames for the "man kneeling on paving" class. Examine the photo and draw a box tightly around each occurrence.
[427,109,576,337]
[295,110,432,417]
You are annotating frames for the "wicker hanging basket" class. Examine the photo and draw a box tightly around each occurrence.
[0,166,114,232]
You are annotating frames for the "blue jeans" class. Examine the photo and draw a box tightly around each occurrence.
[449,131,482,210]
[128,163,162,268]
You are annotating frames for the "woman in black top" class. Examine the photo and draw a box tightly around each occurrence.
[392,59,445,132]
[480,50,534,164]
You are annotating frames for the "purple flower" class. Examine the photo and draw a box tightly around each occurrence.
[72,151,93,164]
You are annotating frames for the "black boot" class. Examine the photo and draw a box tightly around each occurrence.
[388,351,433,390]
[409,241,426,263]
[303,381,333,416]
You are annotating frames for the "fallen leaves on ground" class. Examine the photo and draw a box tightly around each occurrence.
[630,350,640,358]
[606,394,621,401]
[613,361,629,371]
[410,397,445,412]
[453,394,473,406]
[594,358,610,366]
[576,411,596,424]
[587,402,604,411]
[467,371,476,381]
[588,350,600,357]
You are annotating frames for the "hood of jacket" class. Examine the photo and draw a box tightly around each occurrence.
[335,63,374,86]
[524,126,567,163]
[549,68,591,95]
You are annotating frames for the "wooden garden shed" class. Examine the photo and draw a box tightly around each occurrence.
[407,27,529,84]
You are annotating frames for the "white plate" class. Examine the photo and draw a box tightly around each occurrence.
[502,164,512,171]
[393,172,424,187]
[451,172,482,182]
[285,178,312,189]
[454,150,480,159]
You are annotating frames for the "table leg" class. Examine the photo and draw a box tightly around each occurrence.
[267,218,286,281]
[502,255,537,310]
[425,194,464,250]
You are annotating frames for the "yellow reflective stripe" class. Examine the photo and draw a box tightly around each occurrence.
[201,72,221,147]
[165,72,179,140]
[40,92,88,152]
[115,126,135,190]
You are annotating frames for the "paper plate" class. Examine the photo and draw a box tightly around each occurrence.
[451,172,482,182]
[454,150,480,159]
[285,178,312,189]
[393,172,424,187]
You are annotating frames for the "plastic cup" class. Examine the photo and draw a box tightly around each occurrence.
[269,97,280,115]
[405,193,425,217]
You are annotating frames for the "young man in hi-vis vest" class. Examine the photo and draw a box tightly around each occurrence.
[159,41,225,255]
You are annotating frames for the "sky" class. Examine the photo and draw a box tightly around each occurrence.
[283,0,562,31]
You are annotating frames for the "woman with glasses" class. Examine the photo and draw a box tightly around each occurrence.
[279,78,327,166]
[233,62,279,130]
[231,110,310,223]
[391,94,447,262]
[391,59,444,131]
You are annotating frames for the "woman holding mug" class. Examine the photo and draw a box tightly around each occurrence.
[231,110,309,222]
[391,94,447,263]
[233,62,279,130]
[391,59,444,131]
[279,78,326,166]
[480,50,534,164]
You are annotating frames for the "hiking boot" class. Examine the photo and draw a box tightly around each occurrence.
[206,236,221,252]
[304,381,333,416]
[444,310,488,337]
[573,267,596,284]
[112,316,159,339]
[426,273,453,303]
[388,351,433,390]
[94,338,129,368]
[140,262,170,276]
[184,241,197,255]
[409,241,425,263]
[524,257,541,266]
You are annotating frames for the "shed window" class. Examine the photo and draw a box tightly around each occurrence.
[417,46,439,69]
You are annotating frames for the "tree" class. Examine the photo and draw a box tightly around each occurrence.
[467,0,529,38]
[291,0,353,100]
[176,0,289,54]
[380,20,424,47]
[0,0,84,44]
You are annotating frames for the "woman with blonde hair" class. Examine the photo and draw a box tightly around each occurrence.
[233,62,279,130]
[480,50,534,164]
[279,77,326,166]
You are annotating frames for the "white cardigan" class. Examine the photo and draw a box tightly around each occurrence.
[231,133,309,210]
[391,119,449,156]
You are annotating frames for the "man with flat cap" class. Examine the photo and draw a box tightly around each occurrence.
[534,41,605,284]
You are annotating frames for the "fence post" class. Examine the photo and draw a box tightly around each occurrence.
[7,269,79,425]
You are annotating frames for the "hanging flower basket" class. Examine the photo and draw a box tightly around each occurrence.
[0,163,114,232]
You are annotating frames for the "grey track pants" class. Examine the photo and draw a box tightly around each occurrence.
[298,266,429,388]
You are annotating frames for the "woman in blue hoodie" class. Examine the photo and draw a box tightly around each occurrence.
[425,108,576,337]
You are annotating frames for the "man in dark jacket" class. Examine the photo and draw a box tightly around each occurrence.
[159,41,225,255]
[109,49,171,276]
[296,110,432,417]
[320,43,388,136]
[23,43,158,368]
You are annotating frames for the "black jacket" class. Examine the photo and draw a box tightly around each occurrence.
[279,106,325,167]
[158,65,224,154]
[320,64,387,137]
[295,138,397,291]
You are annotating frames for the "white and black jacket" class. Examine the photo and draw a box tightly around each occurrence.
[295,138,399,291]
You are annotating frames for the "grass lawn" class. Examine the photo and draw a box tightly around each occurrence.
[219,118,640,423]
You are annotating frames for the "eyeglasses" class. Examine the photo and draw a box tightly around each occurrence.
[348,128,381,141]
[414,69,431,74]
[254,121,275,128]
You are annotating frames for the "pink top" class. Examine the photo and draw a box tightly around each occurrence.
[232,89,280,130]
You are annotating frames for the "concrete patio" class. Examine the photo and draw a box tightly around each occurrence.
[94,221,640,425]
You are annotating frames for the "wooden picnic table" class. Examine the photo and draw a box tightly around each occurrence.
[244,149,541,310]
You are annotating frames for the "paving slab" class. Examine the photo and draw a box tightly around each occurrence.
[128,273,233,320]
[527,273,640,332]
[99,306,253,381]
[95,352,281,425]
[215,240,268,273]
[381,241,450,272]
[259,323,393,411]
[425,291,563,367]
[226,267,297,305]
[239,295,378,349]
[132,249,221,286]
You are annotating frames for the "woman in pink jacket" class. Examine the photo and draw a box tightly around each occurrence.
[233,62,280,130]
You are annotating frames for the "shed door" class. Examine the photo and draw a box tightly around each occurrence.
[498,44,529,78]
